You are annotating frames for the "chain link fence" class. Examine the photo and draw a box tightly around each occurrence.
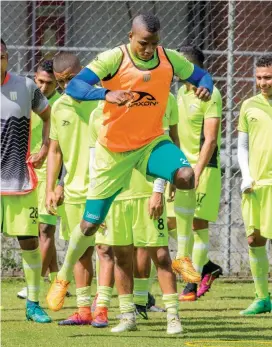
[1,1,272,277]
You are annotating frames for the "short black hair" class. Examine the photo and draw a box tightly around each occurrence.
[53,52,80,73]
[132,14,160,33]
[1,38,7,49]
[177,45,205,68]
[256,55,272,68]
[37,60,54,74]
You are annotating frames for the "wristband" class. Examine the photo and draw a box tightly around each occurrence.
[153,178,165,193]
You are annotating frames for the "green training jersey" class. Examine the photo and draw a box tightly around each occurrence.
[87,44,194,82]
[31,91,61,181]
[50,94,98,203]
[177,85,222,168]
[238,93,272,185]
[89,94,178,200]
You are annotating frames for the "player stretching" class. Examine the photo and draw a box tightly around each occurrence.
[47,13,214,333]
[1,38,51,323]
[17,60,61,299]
[238,55,272,315]
[46,52,98,324]
[90,94,180,333]
[170,46,223,301]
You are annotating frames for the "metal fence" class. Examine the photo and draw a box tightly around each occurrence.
[1,1,272,276]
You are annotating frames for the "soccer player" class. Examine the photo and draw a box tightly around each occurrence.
[46,52,98,325]
[170,46,223,301]
[238,55,272,315]
[92,94,181,334]
[17,60,61,300]
[47,13,214,329]
[1,38,51,323]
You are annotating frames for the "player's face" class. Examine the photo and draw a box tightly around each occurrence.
[35,70,57,98]
[129,28,160,61]
[54,66,81,90]
[1,44,8,80]
[256,66,272,98]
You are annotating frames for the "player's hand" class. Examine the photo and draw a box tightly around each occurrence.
[27,145,48,169]
[54,185,64,206]
[46,191,58,215]
[241,177,255,194]
[167,184,176,202]
[149,192,164,220]
[27,152,46,169]
[195,87,211,101]
[105,90,134,106]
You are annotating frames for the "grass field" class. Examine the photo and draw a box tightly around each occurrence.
[1,279,272,347]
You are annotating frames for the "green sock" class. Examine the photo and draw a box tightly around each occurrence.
[76,286,91,308]
[188,230,194,256]
[162,293,178,315]
[97,286,113,308]
[119,294,135,314]
[134,278,149,306]
[48,272,57,283]
[249,246,269,299]
[148,262,157,292]
[22,247,42,302]
[58,224,94,282]
[192,229,209,273]
[174,189,196,258]
[96,252,100,292]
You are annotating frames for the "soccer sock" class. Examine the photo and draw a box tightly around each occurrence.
[96,252,100,292]
[188,230,194,257]
[119,294,135,314]
[48,271,57,283]
[249,246,269,299]
[76,286,91,308]
[22,247,42,302]
[134,278,149,306]
[58,224,94,282]
[97,286,113,308]
[148,262,157,292]
[162,293,179,315]
[192,229,209,273]
[174,189,196,258]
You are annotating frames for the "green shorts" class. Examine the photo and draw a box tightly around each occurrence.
[241,185,272,239]
[1,190,39,237]
[194,167,221,222]
[166,167,221,222]
[58,203,95,246]
[95,197,168,247]
[87,135,170,200]
[37,180,57,225]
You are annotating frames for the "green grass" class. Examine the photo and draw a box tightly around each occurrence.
[1,279,272,347]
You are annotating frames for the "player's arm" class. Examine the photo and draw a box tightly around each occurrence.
[66,49,133,105]
[46,139,63,214]
[237,102,254,193]
[29,79,51,168]
[166,49,213,101]
[54,164,66,206]
[194,92,221,188]
[194,117,220,188]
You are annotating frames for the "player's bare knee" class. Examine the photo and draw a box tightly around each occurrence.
[97,245,114,261]
[156,249,171,269]
[80,220,100,236]
[174,167,195,190]
[39,223,55,237]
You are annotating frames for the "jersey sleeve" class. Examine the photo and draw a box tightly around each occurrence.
[49,104,58,141]
[89,113,98,148]
[27,78,49,114]
[168,93,179,125]
[237,101,248,133]
[86,47,123,80]
[202,87,222,119]
[165,49,194,80]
